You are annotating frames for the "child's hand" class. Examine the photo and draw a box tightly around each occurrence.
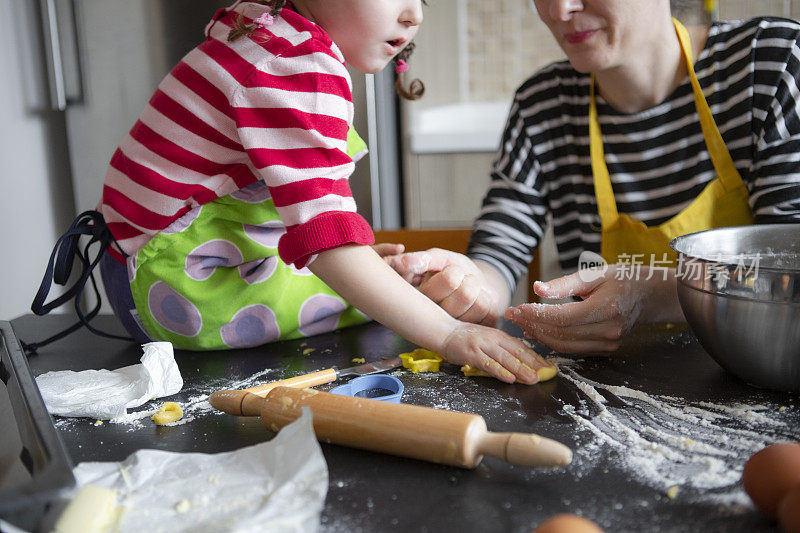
[441,323,554,384]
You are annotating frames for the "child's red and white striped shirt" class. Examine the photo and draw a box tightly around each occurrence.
[99,1,373,268]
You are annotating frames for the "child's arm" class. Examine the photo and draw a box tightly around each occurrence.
[308,244,553,384]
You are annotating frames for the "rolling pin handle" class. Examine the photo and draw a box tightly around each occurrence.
[244,368,339,397]
[479,432,572,467]
[208,389,265,416]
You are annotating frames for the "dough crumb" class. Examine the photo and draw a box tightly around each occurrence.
[351,357,366,364]
[460,365,490,377]
[174,499,192,513]
[93,420,103,426]
[666,485,679,499]
[302,348,314,355]
[152,402,183,425]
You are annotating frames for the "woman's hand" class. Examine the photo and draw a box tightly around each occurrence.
[504,266,683,355]
[382,249,504,326]
[441,322,555,384]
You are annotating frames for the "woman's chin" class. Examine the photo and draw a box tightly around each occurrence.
[566,54,611,75]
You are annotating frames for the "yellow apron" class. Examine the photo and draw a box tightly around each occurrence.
[590,18,754,265]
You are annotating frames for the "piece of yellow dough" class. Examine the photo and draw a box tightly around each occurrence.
[152,401,183,425]
[537,364,558,382]
[54,485,119,533]
[460,363,558,382]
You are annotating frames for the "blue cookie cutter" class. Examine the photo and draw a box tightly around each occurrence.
[329,374,404,403]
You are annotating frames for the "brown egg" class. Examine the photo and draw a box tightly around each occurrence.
[742,442,800,519]
[534,514,604,533]
[779,485,800,533]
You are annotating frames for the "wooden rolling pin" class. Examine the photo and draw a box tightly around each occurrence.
[209,386,572,469]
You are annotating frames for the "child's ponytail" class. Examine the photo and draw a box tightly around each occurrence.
[227,0,286,42]
[394,42,424,101]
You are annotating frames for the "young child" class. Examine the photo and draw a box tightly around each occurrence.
[34,0,553,383]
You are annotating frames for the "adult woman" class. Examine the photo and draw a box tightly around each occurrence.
[389,0,800,354]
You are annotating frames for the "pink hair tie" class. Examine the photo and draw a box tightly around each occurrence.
[395,59,409,74]
[253,13,274,27]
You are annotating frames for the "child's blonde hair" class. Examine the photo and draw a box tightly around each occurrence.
[227,0,424,100]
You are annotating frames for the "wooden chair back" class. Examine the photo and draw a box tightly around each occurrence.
[373,228,472,254]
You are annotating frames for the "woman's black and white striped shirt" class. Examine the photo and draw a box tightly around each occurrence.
[468,17,800,292]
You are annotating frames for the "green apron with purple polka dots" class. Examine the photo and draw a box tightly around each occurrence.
[126,130,371,350]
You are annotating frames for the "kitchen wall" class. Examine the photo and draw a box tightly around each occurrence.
[0,0,75,320]
[719,0,800,20]
[402,0,566,295]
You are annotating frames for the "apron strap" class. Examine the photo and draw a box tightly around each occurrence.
[673,18,742,193]
[589,76,619,225]
[23,211,134,354]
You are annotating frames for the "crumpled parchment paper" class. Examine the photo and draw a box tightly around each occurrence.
[66,408,328,533]
[35,342,182,419]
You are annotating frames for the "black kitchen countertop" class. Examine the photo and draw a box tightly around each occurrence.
[10,314,800,532]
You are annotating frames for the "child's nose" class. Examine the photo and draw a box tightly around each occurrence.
[401,1,423,26]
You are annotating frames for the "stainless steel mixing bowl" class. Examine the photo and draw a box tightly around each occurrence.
[670,224,800,392]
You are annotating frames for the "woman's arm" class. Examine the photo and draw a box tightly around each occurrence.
[383,249,511,325]
[309,244,553,383]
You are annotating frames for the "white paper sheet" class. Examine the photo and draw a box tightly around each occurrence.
[35,342,183,419]
[67,409,328,533]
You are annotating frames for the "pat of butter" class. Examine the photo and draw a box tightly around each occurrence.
[54,485,119,533]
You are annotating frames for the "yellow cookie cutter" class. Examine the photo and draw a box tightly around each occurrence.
[399,348,443,373]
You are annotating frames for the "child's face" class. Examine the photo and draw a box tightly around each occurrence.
[294,0,423,74]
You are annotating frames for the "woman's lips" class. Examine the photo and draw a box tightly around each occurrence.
[564,30,597,44]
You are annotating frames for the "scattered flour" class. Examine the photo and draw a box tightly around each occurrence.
[387,367,527,425]
[52,366,284,431]
[552,358,798,506]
